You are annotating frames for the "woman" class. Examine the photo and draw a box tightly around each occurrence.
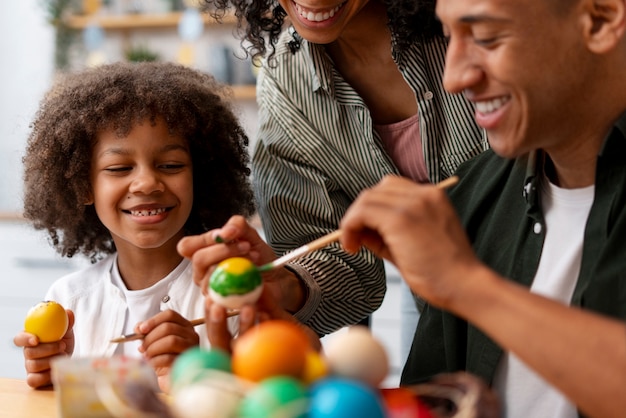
[184,0,486,355]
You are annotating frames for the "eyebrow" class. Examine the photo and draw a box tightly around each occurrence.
[458,14,512,24]
[97,143,189,158]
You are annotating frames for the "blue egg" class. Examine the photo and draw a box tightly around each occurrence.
[309,378,386,418]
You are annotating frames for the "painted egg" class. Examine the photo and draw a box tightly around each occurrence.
[170,372,245,418]
[309,377,386,418]
[24,300,69,343]
[323,326,389,387]
[170,347,231,390]
[238,376,308,418]
[381,387,434,418]
[209,257,263,309]
[232,320,311,383]
[302,350,329,385]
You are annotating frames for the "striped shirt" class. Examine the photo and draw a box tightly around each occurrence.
[253,27,487,336]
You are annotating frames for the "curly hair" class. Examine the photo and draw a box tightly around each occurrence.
[203,0,442,61]
[23,61,255,261]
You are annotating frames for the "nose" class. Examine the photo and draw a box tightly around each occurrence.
[129,168,165,195]
[443,37,483,94]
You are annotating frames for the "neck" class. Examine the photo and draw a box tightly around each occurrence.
[115,239,184,290]
[326,1,390,63]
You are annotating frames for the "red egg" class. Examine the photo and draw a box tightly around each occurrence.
[381,387,434,418]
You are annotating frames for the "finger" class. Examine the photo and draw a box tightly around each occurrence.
[26,371,53,389]
[177,230,221,258]
[205,300,234,352]
[178,215,249,257]
[24,341,67,361]
[137,309,188,335]
[14,331,39,348]
[141,331,199,358]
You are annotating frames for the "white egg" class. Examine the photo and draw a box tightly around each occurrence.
[170,372,245,418]
[209,284,263,310]
[323,325,389,387]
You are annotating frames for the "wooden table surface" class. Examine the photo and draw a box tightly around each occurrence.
[0,377,57,417]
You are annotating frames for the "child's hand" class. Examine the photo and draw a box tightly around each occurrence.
[136,309,200,393]
[13,309,75,389]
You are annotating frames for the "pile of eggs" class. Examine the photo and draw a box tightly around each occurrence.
[169,320,434,418]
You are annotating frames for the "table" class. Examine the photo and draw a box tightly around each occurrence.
[0,377,57,417]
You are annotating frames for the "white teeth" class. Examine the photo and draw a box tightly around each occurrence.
[475,96,510,114]
[295,2,343,22]
[130,208,166,217]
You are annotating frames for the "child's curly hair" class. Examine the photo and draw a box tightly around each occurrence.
[204,0,442,62]
[23,61,256,261]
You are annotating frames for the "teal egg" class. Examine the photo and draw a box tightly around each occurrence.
[170,347,232,389]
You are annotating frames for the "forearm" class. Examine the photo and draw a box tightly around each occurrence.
[447,265,626,418]
[253,127,386,335]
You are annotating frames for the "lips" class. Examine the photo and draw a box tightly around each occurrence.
[293,1,345,22]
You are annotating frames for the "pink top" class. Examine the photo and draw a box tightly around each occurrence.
[373,113,429,183]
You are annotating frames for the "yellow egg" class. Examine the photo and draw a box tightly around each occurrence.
[24,300,69,343]
[302,350,329,385]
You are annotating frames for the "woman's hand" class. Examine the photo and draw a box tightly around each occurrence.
[178,215,309,314]
[177,215,276,295]
[204,288,321,355]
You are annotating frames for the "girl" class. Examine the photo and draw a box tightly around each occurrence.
[13,61,255,392]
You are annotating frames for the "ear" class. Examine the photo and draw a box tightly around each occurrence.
[84,191,94,205]
[581,0,626,53]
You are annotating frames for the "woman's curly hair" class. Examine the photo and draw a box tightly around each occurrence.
[23,61,255,261]
[203,0,442,61]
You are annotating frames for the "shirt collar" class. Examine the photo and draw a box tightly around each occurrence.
[292,27,333,93]
[522,109,626,207]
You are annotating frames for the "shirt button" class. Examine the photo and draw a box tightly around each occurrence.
[161,295,170,303]
[533,222,542,234]
[424,91,434,100]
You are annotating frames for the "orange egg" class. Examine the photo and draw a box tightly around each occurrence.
[232,320,311,383]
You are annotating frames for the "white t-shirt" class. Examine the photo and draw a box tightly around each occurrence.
[493,178,594,418]
[45,253,238,358]
[111,258,188,356]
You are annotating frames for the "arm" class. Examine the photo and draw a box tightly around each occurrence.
[252,66,387,335]
[340,175,626,418]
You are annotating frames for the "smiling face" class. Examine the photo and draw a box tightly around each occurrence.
[279,0,371,44]
[437,0,592,158]
[89,118,193,256]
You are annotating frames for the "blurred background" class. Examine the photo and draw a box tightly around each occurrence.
[0,0,404,386]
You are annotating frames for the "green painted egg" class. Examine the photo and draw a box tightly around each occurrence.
[209,257,263,309]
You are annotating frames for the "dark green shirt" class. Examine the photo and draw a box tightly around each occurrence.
[402,112,626,399]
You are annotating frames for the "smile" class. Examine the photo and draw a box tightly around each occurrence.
[475,96,510,114]
[128,208,168,217]
[293,1,345,22]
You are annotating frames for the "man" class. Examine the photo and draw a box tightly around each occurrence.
[341,0,626,417]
